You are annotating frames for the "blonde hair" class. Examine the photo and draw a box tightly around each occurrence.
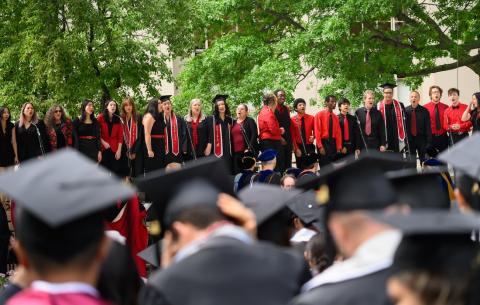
[185,98,205,122]
[363,90,375,99]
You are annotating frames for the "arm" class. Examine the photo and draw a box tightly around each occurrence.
[143,114,155,158]
[39,121,51,153]
[335,118,342,151]
[461,104,472,122]
[205,117,213,156]
[313,114,323,149]
[114,124,122,159]
[290,117,299,151]
[247,118,258,152]
[95,121,102,162]
[179,117,188,154]
[11,125,19,164]
[424,109,432,146]
[443,109,450,131]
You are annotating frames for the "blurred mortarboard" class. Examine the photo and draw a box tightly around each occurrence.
[212,94,229,104]
[258,149,277,162]
[238,184,302,225]
[386,168,451,210]
[285,167,302,178]
[0,149,135,227]
[286,191,324,231]
[302,153,319,169]
[439,133,480,180]
[138,242,161,268]
[296,152,409,212]
[160,95,172,102]
[136,157,233,228]
[379,83,397,90]
[238,151,256,170]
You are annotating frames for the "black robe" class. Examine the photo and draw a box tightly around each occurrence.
[163,115,187,165]
[206,115,233,173]
[0,205,10,275]
[140,236,307,305]
[354,108,387,150]
[382,102,407,153]
[15,121,50,162]
[184,118,208,161]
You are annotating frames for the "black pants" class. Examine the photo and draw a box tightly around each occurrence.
[409,136,428,162]
[432,134,449,153]
[280,143,292,171]
[261,139,283,172]
[450,132,468,145]
[319,139,338,167]
[363,136,380,151]
[101,149,121,176]
[295,143,316,170]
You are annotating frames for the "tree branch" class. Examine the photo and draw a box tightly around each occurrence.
[364,23,422,51]
[263,9,306,31]
[402,53,480,77]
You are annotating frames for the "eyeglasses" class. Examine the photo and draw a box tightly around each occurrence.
[54,110,62,113]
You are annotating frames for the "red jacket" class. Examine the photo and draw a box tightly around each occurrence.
[314,110,342,150]
[424,101,448,136]
[444,103,472,133]
[97,114,123,153]
[258,105,282,141]
[290,114,315,150]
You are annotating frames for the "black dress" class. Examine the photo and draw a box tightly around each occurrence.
[471,109,480,132]
[73,118,101,162]
[0,204,10,274]
[0,122,15,167]
[144,115,165,173]
[206,115,233,173]
[15,121,49,162]
[184,117,208,161]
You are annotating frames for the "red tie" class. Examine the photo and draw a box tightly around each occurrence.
[411,108,417,137]
[343,116,349,141]
[365,110,372,136]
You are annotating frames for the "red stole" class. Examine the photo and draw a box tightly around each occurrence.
[122,116,137,149]
[164,114,180,155]
[378,99,406,141]
[213,116,223,157]
[191,117,199,148]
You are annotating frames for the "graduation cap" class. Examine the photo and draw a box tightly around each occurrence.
[138,243,161,268]
[238,184,302,225]
[237,151,257,170]
[258,149,277,162]
[285,167,302,178]
[212,94,229,104]
[296,152,409,212]
[286,191,324,231]
[386,168,451,210]
[439,133,480,180]
[379,82,397,90]
[0,149,135,261]
[302,153,319,169]
[136,157,234,229]
[160,95,172,102]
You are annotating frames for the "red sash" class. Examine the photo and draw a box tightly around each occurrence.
[122,116,137,149]
[378,99,406,141]
[213,116,223,157]
[165,114,180,155]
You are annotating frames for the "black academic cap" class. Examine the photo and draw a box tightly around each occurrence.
[386,168,451,210]
[296,151,409,212]
[0,149,135,227]
[285,167,302,178]
[238,184,302,225]
[212,94,229,103]
[379,82,397,89]
[286,191,324,231]
[302,153,319,169]
[136,157,233,227]
[439,133,480,180]
[138,243,161,268]
[237,151,257,170]
[160,95,172,102]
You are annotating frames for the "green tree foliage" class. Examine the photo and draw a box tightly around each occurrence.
[0,0,200,116]
[176,0,480,109]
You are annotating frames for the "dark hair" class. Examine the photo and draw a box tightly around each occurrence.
[213,99,231,118]
[97,241,142,305]
[456,172,480,211]
[305,233,333,274]
[172,206,226,230]
[324,95,336,103]
[257,207,294,247]
[448,88,460,96]
[337,98,350,108]
[80,99,96,122]
[429,85,443,97]
[293,98,306,110]
[0,106,12,136]
[145,98,161,117]
[274,89,285,97]
[102,100,120,124]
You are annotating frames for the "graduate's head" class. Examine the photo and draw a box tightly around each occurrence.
[363,90,375,109]
[409,91,420,108]
[429,85,443,102]
[381,83,396,102]
[160,95,173,115]
[121,97,138,119]
[103,100,120,122]
[338,98,350,114]
[293,98,306,114]
[212,95,230,118]
[448,88,460,105]
[324,95,336,111]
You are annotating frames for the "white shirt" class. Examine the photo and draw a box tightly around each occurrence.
[302,229,402,292]
[290,228,317,243]
[31,281,99,297]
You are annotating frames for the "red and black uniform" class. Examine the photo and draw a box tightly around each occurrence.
[290,113,315,169]
[338,113,361,157]
[47,119,74,151]
[98,113,123,175]
[405,104,432,162]
[424,101,449,153]
[121,114,144,177]
[275,103,292,171]
[184,116,208,161]
[444,103,472,145]
[206,115,233,173]
[314,110,342,166]
[258,105,283,171]
[163,113,187,165]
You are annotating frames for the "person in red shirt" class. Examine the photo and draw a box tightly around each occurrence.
[423,85,449,153]
[290,98,315,169]
[314,95,342,166]
[444,88,472,145]
[98,100,123,176]
[258,92,284,171]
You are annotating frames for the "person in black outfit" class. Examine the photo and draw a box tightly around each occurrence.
[143,98,165,173]
[15,102,50,162]
[337,98,360,158]
[405,91,432,162]
[354,90,387,152]
[184,99,208,162]
[274,89,292,172]
[73,99,102,163]
[44,105,74,152]
[120,97,144,178]
[461,92,480,133]
[0,106,18,167]
[231,104,259,174]
[0,204,10,275]
[160,95,187,166]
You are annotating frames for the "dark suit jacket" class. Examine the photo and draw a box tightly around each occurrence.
[354,108,387,149]
[233,116,259,155]
[140,236,307,305]
[405,105,432,145]
[338,113,361,150]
